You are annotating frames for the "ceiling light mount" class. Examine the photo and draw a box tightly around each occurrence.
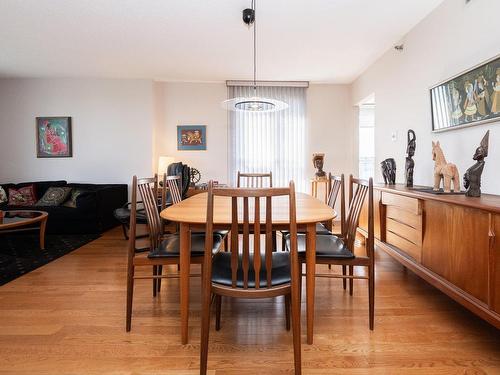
[222,0,288,113]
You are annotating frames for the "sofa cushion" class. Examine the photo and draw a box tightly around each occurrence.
[8,185,37,206]
[0,186,7,203]
[36,187,72,206]
[63,189,85,208]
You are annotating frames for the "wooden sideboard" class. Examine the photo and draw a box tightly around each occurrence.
[358,184,500,328]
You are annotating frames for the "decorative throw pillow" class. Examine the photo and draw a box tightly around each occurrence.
[8,185,37,206]
[36,187,72,206]
[0,186,7,203]
[63,189,84,208]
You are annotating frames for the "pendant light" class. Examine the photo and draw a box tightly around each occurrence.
[222,0,288,113]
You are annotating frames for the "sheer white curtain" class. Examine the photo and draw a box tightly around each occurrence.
[228,86,307,191]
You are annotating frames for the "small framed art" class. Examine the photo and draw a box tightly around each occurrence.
[177,125,207,150]
[36,117,73,157]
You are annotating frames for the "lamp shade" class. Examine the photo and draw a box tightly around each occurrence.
[158,156,175,176]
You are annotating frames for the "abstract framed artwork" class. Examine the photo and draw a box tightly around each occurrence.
[177,125,207,150]
[430,54,500,132]
[36,117,73,158]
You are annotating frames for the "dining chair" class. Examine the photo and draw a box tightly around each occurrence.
[125,176,224,332]
[287,175,375,330]
[199,181,302,375]
[237,171,273,188]
[281,173,345,251]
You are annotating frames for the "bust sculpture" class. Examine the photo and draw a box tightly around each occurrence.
[405,130,416,187]
[312,153,326,178]
[463,130,489,197]
[381,158,396,184]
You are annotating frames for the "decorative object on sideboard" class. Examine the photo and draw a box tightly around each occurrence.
[381,158,396,185]
[312,153,326,178]
[464,130,489,197]
[158,156,175,177]
[36,117,72,158]
[177,125,207,150]
[405,129,416,187]
[190,168,201,187]
[432,141,460,193]
[430,54,500,132]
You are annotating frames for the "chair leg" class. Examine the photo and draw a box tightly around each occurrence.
[224,235,229,252]
[282,233,286,252]
[291,285,302,374]
[349,265,354,296]
[200,289,212,375]
[157,265,163,293]
[369,265,375,330]
[215,295,222,331]
[285,294,291,331]
[126,266,134,332]
[152,266,157,297]
[342,265,347,290]
[122,224,129,240]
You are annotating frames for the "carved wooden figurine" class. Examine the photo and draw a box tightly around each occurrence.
[381,158,396,184]
[463,130,489,197]
[405,130,416,187]
[432,141,460,192]
[312,153,326,178]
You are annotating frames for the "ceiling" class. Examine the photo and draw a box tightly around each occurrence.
[0,0,443,83]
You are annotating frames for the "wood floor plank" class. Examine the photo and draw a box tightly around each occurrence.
[0,227,498,374]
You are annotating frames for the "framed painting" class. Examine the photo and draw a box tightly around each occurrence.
[430,54,500,132]
[177,125,207,150]
[36,117,73,158]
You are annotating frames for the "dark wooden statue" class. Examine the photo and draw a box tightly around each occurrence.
[463,130,489,197]
[381,158,396,184]
[405,130,416,187]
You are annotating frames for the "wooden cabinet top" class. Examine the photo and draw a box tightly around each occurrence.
[374,184,500,214]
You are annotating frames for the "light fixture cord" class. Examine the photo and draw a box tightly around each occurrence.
[253,0,257,95]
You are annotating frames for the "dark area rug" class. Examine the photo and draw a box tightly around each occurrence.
[0,233,99,286]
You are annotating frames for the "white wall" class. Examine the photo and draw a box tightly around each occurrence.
[153,81,229,183]
[307,84,356,179]
[351,0,500,194]
[0,78,154,185]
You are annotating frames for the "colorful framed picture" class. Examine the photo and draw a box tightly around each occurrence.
[36,117,73,158]
[177,125,207,150]
[430,54,500,132]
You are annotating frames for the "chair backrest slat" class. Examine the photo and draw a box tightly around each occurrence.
[327,173,345,236]
[237,171,273,188]
[205,183,297,290]
[137,175,162,250]
[165,175,182,205]
[344,175,372,252]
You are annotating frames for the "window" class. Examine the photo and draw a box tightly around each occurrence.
[228,85,307,191]
[358,103,375,179]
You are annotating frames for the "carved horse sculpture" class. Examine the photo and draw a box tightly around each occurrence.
[432,141,460,193]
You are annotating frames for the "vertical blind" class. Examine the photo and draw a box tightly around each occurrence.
[358,104,375,179]
[228,86,307,191]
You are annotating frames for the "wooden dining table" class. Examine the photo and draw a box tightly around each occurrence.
[160,191,336,345]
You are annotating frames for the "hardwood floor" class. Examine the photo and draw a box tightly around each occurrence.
[0,227,499,374]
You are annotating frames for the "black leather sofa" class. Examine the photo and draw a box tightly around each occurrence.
[0,180,127,234]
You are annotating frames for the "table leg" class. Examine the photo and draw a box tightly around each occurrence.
[39,216,47,250]
[180,222,191,344]
[305,222,316,344]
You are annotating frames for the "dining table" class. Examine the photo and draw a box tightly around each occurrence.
[160,191,336,345]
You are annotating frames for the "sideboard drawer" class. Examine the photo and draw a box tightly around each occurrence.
[386,231,422,262]
[382,192,421,215]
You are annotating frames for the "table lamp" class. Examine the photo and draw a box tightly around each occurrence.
[158,156,175,177]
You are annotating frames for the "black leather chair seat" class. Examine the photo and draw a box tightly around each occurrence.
[148,233,223,258]
[113,207,147,224]
[281,222,332,237]
[211,251,291,288]
[286,234,354,259]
